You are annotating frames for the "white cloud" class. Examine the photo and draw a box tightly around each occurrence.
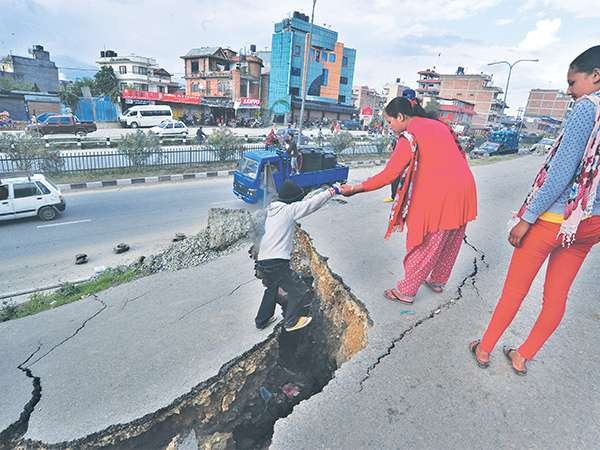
[496,18,514,26]
[517,18,561,52]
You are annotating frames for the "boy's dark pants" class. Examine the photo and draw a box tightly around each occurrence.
[255,259,311,328]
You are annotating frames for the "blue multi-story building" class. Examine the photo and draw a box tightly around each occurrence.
[268,12,357,124]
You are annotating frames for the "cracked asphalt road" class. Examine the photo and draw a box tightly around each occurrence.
[271,155,600,449]
[2,156,598,448]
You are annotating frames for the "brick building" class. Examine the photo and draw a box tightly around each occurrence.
[524,89,572,121]
[436,69,504,130]
[382,79,412,106]
[181,47,263,122]
[437,98,475,130]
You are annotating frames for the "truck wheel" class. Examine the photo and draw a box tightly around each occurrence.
[130,122,139,129]
[38,206,57,221]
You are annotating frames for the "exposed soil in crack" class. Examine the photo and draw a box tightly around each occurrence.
[11,228,371,450]
[0,346,43,450]
[358,236,487,392]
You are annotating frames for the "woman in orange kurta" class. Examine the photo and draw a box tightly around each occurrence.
[340,97,477,304]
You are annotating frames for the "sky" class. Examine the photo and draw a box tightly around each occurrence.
[1,0,599,114]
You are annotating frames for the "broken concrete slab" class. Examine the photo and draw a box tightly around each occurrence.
[270,155,600,449]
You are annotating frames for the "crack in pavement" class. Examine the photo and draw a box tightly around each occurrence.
[174,278,257,322]
[0,345,43,448]
[27,294,108,368]
[357,237,487,392]
[120,290,151,311]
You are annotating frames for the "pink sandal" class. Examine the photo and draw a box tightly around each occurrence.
[425,280,444,293]
[383,288,414,304]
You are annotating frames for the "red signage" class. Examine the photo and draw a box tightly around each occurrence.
[121,89,201,105]
[239,97,261,106]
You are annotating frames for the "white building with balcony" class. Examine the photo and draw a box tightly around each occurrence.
[96,50,180,94]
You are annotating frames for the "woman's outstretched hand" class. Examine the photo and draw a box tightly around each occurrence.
[508,219,531,247]
[340,183,364,197]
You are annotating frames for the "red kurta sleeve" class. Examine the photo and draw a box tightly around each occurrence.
[362,138,412,191]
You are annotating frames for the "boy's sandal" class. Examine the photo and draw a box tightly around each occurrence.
[468,339,489,369]
[503,346,527,376]
[383,288,414,304]
[425,280,444,293]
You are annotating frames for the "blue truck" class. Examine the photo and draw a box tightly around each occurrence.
[233,147,349,204]
[471,129,520,157]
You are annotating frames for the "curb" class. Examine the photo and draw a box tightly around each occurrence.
[58,169,237,191]
[57,160,388,192]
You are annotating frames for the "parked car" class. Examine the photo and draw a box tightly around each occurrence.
[276,128,309,145]
[471,141,503,157]
[119,105,173,128]
[0,173,65,221]
[150,120,189,137]
[529,137,555,153]
[339,119,362,131]
[26,114,97,136]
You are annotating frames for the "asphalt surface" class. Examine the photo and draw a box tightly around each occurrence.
[1,156,598,448]
[271,155,600,449]
[0,176,253,298]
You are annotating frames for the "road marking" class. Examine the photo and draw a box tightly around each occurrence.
[37,219,92,229]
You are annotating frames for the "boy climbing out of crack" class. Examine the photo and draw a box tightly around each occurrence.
[251,180,340,332]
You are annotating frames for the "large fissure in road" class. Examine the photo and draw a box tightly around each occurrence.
[15,229,371,450]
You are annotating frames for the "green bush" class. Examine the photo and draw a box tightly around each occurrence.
[327,131,354,154]
[207,128,244,162]
[0,133,63,173]
[373,134,394,154]
[118,130,161,167]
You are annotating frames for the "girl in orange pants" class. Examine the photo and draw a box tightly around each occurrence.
[471,46,600,374]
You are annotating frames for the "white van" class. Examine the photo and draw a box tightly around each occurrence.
[119,105,173,128]
[0,173,65,222]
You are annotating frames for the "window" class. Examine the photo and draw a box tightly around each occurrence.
[140,110,153,117]
[315,50,321,62]
[47,117,60,125]
[290,87,300,96]
[59,117,71,125]
[342,56,348,67]
[0,185,8,201]
[322,51,328,60]
[175,122,185,128]
[322,69,329,86]
[157,86,165,93]
[293,45,301,57]
[329,53,336,62]
[132,66,148,75]
[191,61,199,73]
[338,95,346,103]
[191,83,199,93]
[119,65,127,74]
[120,82,128,90]
[291,67,301,76]
[158,110,171,116]
[35,181,51,195]
[14,183,41,199]
[340,76,348,85]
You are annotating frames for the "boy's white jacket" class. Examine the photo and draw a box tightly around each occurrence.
[257,189,334,261]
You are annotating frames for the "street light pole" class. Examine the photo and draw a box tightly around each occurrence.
[297,0,316,145]
[488,59,538,115]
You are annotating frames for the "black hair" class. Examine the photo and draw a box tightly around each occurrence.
[570,45,600,74]
[384,96,437,120]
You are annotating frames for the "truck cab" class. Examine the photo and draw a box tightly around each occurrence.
[233,148,348,204]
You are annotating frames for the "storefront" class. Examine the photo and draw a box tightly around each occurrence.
[234,97,261,120]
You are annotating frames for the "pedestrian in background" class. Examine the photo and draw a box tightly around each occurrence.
[340,96,477,304]
[470,45,600,375]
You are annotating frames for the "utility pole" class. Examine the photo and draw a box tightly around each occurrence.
[297,0,316,145]
[488,59,538,115]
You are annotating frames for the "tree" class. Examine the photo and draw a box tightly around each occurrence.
[94,66,120,102]
[58,78,96,113]
[327,131,354,155]
[424,98,440,116]
[0,77,34,92]
[118,130,161,167]
[207,128,244,162]
[0,133,63,173]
